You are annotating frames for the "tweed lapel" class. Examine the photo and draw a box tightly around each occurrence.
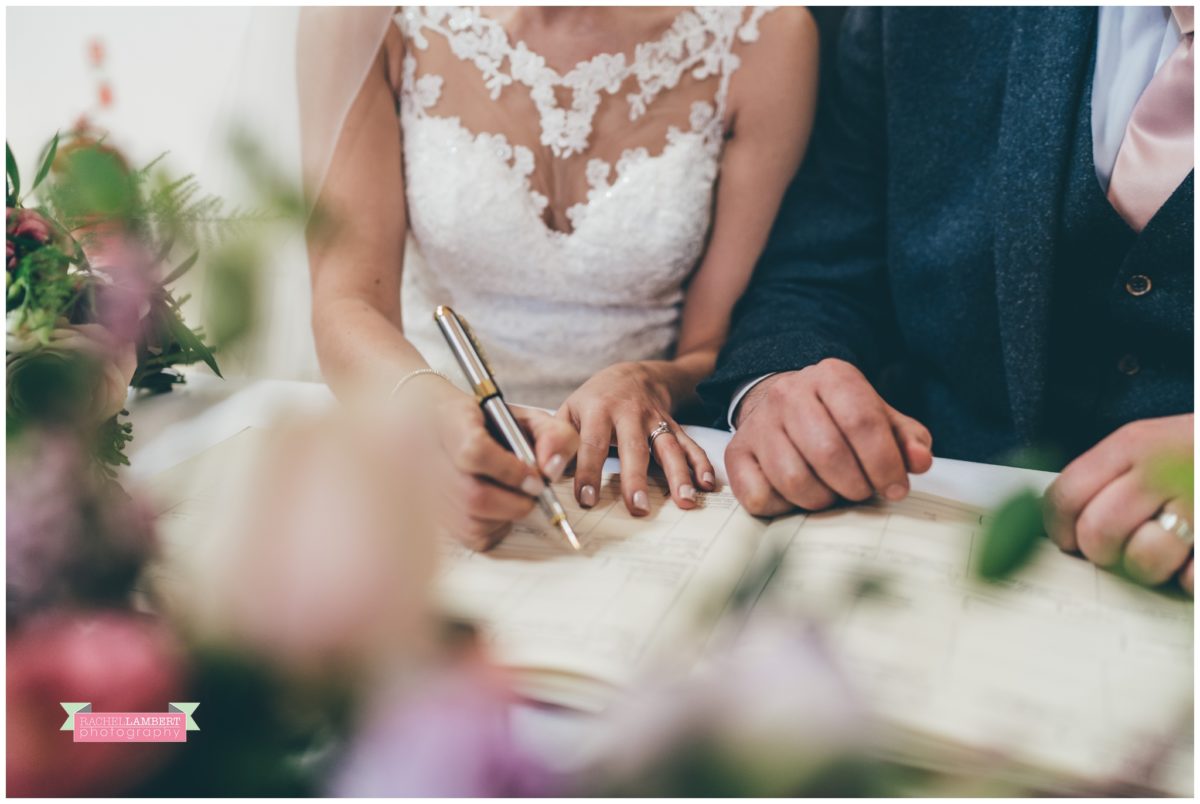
[992,7,1097,439]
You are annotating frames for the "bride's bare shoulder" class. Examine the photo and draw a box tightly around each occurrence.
[738,6,818,71]
[727,7,819,124]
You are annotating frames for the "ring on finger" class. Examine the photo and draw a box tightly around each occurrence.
[1156,507,1194,545]
[648,420,672,449]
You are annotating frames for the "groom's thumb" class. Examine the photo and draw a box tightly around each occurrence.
[887,405,933,474]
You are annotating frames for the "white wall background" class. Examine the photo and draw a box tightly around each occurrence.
[6,6,320,381]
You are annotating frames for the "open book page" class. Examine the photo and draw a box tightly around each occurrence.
[436,474,766,711]
[753,493,1194,795]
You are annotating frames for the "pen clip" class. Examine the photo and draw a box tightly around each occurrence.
[455,311,496,380]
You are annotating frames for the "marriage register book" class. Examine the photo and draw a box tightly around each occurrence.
[146,427,1193,796]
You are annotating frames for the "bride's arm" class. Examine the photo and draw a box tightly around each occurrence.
[308,31,424,401]
[658,7,820,405]
[561,8,820,515]
[307,29,577,550]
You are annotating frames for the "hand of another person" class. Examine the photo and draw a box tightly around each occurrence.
[558,362,716,516]
[423,382,579,551]
[1044,414,1194,594]
[725,359,934,516]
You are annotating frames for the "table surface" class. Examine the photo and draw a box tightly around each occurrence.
[124,372,1061,772]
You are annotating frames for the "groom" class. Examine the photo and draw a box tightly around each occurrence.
[700,8,1194,588]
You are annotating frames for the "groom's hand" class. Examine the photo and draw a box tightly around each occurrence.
[725,359,933,516]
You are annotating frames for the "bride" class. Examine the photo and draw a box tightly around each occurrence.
[299,6,817,549]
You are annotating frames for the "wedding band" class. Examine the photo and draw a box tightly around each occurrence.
[1156,509,1193,545]
[648,420,672,448]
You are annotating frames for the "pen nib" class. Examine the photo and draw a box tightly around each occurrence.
[558,519,581,551]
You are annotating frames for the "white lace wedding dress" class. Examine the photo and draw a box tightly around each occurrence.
[395,6,776,408]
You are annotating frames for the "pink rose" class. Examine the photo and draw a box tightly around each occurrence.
[7,610,187,796]
[7,207,53,243]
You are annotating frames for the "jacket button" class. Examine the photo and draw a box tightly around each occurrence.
[1117,353,1141,375]
[1125,274,1152,296]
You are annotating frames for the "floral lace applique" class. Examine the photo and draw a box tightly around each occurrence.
[399,6,774,159]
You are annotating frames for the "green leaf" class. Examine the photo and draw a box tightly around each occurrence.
[31,132,59,194]
[7,141,19,203]
[976,489,1045,581]
[163,250,198,285]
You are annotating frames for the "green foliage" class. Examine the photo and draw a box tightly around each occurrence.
[31,132,59,195]
[7,141,19,205]
[94,411,134,480]
[6,133,233,473]
[130,648,354,796]
[1147,453,1194,507]
[204,241,261,350]
[976,488,1045,581]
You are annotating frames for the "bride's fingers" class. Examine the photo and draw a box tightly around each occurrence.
[574,413,612,509]
[514,406,578,482]
[653,432,698,510]
[615,413,652,516]
[675,430,716,491]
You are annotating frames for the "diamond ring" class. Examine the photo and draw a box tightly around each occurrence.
[648,421,672,448]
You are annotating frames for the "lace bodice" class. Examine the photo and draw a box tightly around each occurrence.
[395,6,774,408]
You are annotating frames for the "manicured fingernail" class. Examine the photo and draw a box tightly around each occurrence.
[544,453,566,481]
[580,485,597,507]
[679,484,696,501]
[521,476,545,497]
[885,484,907,501]
[701,472,715,489]
[633,490,650,513]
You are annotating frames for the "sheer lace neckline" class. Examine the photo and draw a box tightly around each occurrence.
[399,6,771,159]
[471,7,693,83]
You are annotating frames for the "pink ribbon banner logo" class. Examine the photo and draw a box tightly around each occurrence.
[60,702,200,743]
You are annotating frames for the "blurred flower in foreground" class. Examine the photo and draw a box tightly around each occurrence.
[7,428,156,626]
[180,406,439,681]
[583,616,872,796]
[330,630,556,797]
[7,610,187,796]
[7,322,136,422]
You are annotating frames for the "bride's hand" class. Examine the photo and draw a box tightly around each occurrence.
[559,362,716,516]
[424,383,579,551]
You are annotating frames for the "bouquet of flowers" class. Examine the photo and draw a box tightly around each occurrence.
[6,127,227,477]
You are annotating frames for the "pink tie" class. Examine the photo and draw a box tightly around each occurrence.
[1107,6,1195,232]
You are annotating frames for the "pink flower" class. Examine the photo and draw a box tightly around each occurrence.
[7,610,187,796]
[7,207,53,243]
[7,238,15,271]
[583,617,867,795]
[80,229,158,343]
[6,429,156,623]
[329,655,556,796]
[182,409,440,678]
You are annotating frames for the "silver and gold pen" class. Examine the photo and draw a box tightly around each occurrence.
[434,305,580,550]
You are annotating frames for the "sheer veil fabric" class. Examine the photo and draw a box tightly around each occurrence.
[296,6,397,202]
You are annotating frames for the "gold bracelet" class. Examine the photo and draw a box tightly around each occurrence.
[389,368,448,400]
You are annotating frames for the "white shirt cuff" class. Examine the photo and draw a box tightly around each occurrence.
[727,373,776,431]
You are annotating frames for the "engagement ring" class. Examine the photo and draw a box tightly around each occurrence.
[648,421,672,448]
